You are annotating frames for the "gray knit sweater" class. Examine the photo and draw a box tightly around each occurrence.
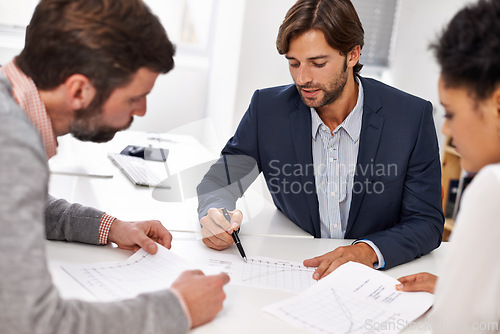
[0,75,189,334]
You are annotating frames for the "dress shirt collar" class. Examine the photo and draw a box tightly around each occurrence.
[310,78,364,143]
[0,59,58,159]
[311,107,325,141]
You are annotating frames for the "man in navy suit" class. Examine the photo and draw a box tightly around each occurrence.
[197,0,444,276]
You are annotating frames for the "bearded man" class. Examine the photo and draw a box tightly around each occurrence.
[197,0,444,276]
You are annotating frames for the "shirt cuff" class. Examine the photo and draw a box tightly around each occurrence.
[352,239,385,269]
[170,287,193,329]
[98,213,116,245]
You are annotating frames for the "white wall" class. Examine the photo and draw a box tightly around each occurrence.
[0,1,38,25]
[204,0,246,150]
[0,1,37,65]
[384,0,474,149]
[231,0,296,131]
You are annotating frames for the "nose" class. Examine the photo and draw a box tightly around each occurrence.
[132,97,147,117]
[441,119,450,137]
[296,65,312,86]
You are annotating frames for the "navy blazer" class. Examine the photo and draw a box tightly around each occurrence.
[198,77,444,269]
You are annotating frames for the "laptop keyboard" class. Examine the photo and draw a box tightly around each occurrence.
[108,153,170,188]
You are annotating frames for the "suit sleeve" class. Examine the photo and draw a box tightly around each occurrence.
[197,90,262,219]
[361,101,444,268]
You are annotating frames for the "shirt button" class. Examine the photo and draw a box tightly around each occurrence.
[333,224,338,229]
[330,192,335,197]
[329,148,334,152]
[329,157,334,162]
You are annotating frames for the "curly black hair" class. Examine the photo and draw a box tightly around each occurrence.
[430,0,500,100]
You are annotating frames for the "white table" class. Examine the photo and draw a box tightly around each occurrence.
[47,232,447,333]
[49,131,311,238]
[47,130,445,333]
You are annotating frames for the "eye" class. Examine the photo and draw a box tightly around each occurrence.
[289,62,300,68]
[313,62,326,68]
[444,113,454,120]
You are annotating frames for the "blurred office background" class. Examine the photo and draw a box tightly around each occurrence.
[0,0,473,154]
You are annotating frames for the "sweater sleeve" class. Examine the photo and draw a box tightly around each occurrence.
[45,195,105,244]
[0,79,189,334]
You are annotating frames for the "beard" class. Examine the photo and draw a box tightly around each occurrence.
[296,57,349,109]
[70,100,133,143]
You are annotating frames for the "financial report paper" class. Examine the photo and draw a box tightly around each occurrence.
[264,261,434,334]
[61,244,317,301]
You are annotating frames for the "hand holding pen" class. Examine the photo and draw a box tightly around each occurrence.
[199,208,246,256]
[221,208,247,262]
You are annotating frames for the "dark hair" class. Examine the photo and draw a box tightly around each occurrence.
[430,0,500,100]
[276,0,364,75]
[16,0,175,104]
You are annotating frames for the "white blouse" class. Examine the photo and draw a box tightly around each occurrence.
[430,163,500,333]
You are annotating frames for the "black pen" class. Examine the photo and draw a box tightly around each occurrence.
[221,208,247,262]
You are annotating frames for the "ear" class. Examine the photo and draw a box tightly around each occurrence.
[491,86,500,139]
[494,86,500,118]
[346,45,361,68]
[64,74,96,110]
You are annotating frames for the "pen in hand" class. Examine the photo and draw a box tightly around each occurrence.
[221,208,247,262]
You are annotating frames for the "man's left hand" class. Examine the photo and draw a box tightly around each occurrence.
[303,243,378,280]
[108,219,172,254]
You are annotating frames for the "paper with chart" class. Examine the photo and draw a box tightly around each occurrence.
[61,245,316,301]
[61,244,198,301]
[203,254,317,293]
[264,261,434,334]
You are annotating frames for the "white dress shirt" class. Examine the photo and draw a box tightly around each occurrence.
[311,80,385,268]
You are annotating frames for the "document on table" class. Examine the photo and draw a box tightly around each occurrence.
[61,244,197,301]
[61,246,316,301]
[203,254,317,293]
[264,261,434,334]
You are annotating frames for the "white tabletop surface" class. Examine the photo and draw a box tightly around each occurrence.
[47,232,447,333]
[47,131,444,333]
[49,131,312,238]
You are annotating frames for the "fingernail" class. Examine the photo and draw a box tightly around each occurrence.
[313,273,320,280]
[231,222,239,230]
[396,284,403,290]
[148,244,157,254]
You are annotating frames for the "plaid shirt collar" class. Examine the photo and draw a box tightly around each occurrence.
[0,59,58,159]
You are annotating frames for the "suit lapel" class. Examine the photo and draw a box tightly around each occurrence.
[346,78,384,236]
[289,98,321,237]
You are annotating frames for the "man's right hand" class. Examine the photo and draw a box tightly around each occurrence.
[200,208,243,250]
[171,270,230,328]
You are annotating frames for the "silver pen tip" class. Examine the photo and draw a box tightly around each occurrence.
[243,257,247,263]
